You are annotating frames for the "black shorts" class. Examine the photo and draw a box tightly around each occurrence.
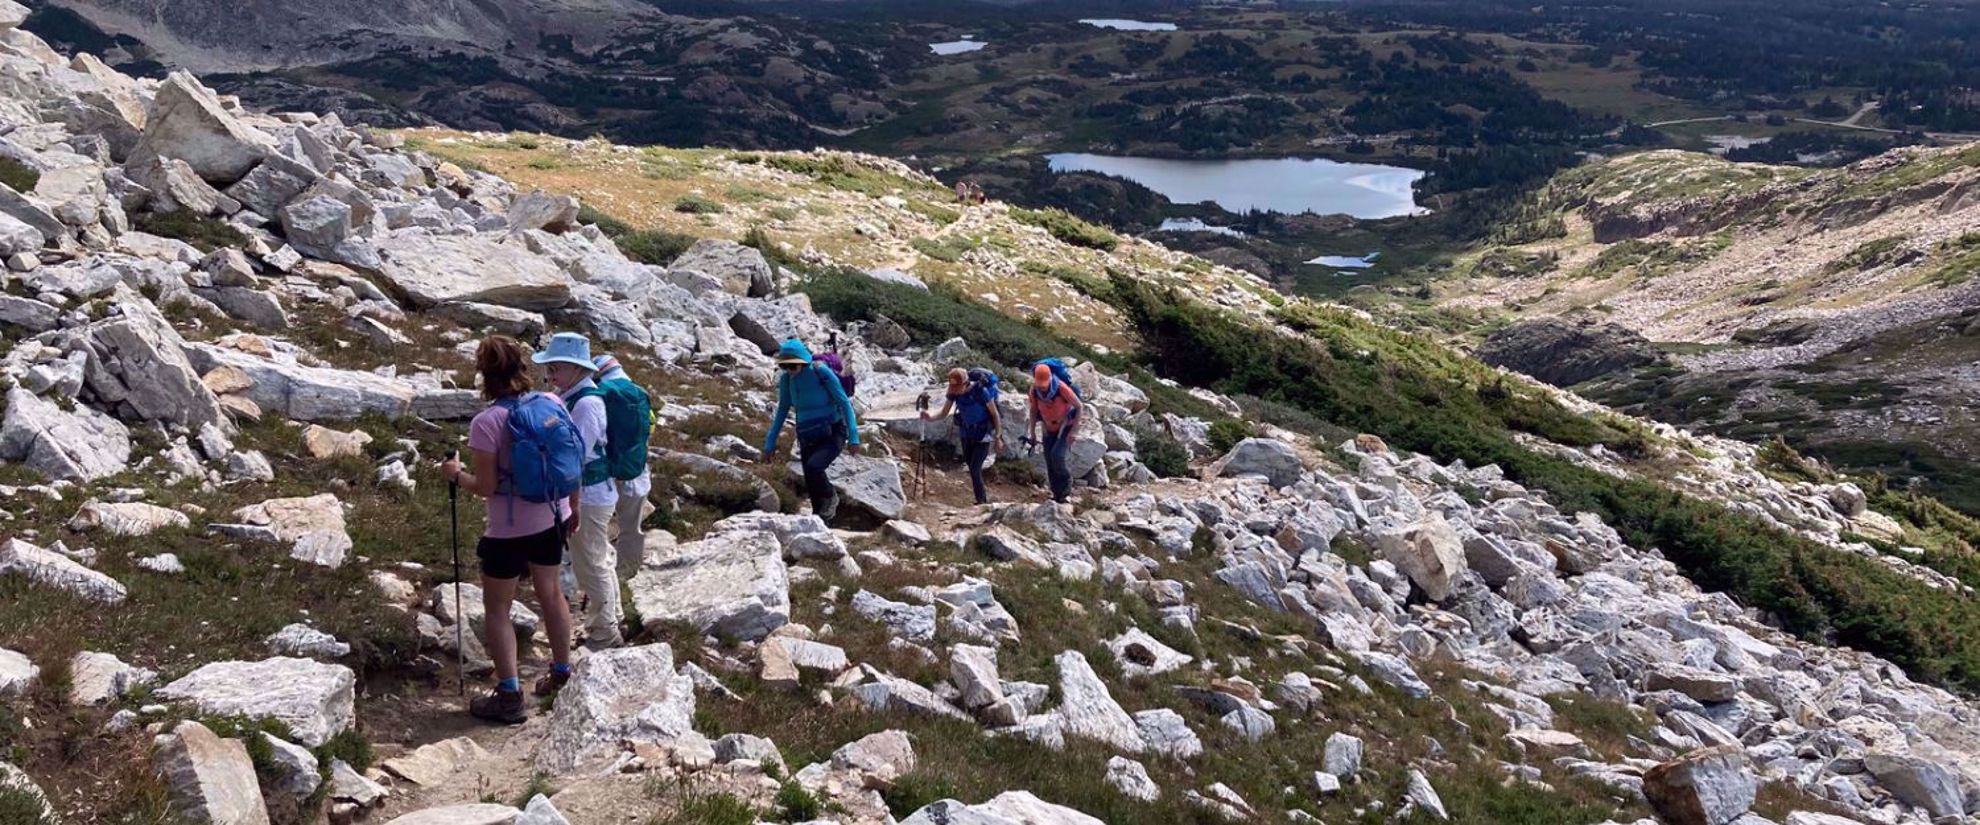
[477,526,564,580]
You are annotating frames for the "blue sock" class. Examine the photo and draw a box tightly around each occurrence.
[551,663,572,676]
[497,677,520,693]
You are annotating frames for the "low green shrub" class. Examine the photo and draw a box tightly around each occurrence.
[654,789,757,825]
[315,729,375,772]
[774,780,821,820]
[618,230,699,266]
[133,210,248,252]
[0,785,47,824]
[1208,419,1254,454]
[675,194,726,214]
[576,203,633,236]
[1130,425,1191,478]
[910,235,979,262]
[1012,207,1119,251]
[0,157,39,193]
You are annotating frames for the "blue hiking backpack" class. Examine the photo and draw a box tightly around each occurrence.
[496,393,586,510]
[1032,358,1082,400]
[956,368,1000,443]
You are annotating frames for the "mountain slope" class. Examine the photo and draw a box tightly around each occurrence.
[42,0,661,72]
[5,21,1980,825]
[1435,144,1980,510]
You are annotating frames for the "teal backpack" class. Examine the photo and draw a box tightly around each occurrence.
[577,377,653,484]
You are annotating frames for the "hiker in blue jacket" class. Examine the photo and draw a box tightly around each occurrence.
[763,338,861,522]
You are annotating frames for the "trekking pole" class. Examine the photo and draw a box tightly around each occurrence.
[445,449,465,698]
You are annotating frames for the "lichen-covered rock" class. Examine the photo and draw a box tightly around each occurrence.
[156,658,355,747]
[152,720,271,825]
[0,537,128,604]
[68,500,189,536]
[132,71,274,185]
[62,287,229,431]
[1053,650,1146,753]
[0,387,131,481]
[1369,514,1468,602]
[376,230,572,310]
[535,644,695,774]
[1864,751,1966,820]
[1209,438,1304,488]
[630,530,789,641]
[670,238,773,297]
[70,650,155,705]
[1642,745,1757,825]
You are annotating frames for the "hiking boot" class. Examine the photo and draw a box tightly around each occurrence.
[469,688,526,725]
[532,669,571,698]
[582,631,624,652]
[817,494,840,524]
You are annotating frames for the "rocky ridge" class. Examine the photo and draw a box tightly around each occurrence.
[0,13,1976,825]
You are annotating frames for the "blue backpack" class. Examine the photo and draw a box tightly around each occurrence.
[1032,358,1082,400]
[956,368,1000,442]
[496,393,586,510]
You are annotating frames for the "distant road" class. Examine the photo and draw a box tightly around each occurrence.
[1639,103,1980,144]
[1644,116,1734,128]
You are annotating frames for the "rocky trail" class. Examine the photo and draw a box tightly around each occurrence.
[1,6,1980,825]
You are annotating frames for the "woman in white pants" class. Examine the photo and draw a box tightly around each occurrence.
[534,333,624,650]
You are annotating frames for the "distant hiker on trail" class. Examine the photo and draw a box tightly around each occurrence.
[1027,361,1084,504]
[440,335,579,724]
[533,333,650,652]
[923,367,1004,505]
[763,338,861,523]
[956,180,971,203]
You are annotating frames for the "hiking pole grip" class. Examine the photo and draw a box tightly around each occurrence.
[442,448,464,697]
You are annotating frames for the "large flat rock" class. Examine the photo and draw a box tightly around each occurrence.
[0,537,127,604]
[376,231,572,311]
[630,529,789,642]
[0,387,131,481]
[156,658,355,747]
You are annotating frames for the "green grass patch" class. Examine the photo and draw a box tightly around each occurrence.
[674,194,726,215]
[798,269,1232,426]
[1012,207,1119,251]
[1824,235,1914,274]
[579,204,698,266]
[132,210,248,253]
[0,785,49,824]
[910,235,979,262]
[0,157,39,193]
[650,785,757,825]
[736,153,949,202]
[1577,234,1729,280]
[1923,232,1980,286]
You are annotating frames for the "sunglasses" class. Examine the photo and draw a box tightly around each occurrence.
[780,363,804,372]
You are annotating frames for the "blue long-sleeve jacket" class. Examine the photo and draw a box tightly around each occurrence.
[764,339,860,453]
